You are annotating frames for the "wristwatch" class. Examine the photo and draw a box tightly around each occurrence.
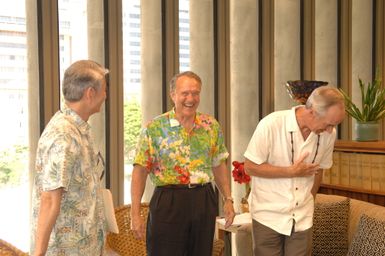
[223,196,234,203]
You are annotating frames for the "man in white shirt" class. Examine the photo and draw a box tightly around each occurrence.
[244,86,345,256]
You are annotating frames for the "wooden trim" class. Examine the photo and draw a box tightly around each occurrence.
[319,185,385,206]
[334,140,385,153]
[375,0,385,139]
[260,0,274,117]
[104,0,124,205]
[38,0,60,130]
[215,0,230,145]
[339,0,352,140]
[161,0,179,112]
[302,0,315,80]
[320,183,385,197]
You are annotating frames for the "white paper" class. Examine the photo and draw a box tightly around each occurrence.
[101,188,119,234]
[216,212,252,229]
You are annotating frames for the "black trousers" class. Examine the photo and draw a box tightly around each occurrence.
[146,184,218,256]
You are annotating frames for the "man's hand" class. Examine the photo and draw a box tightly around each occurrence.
[131,213,146,240]
[223,200,235,228]
[289,152,320,177]
[130,165,148,240]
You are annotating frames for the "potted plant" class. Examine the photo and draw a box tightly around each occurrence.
[339,73,385,141]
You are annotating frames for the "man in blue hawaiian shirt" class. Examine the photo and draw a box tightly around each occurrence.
[30,60,108,256]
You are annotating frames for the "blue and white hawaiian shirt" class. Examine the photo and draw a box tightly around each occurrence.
[30,105,106,255]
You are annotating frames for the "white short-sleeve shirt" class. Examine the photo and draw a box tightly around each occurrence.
[244,106,336,235]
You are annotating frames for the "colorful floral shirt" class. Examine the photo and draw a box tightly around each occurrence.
[30,105,106,256]
[134,109,229,186]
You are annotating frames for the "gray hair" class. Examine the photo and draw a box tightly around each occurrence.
[306,86,344,116]
[62,60,109,102]
[169,71,202,92]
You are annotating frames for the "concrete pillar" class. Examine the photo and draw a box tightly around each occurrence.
[315,0,338,86]
[141,0,163,123]
[229,0,259,210]
[190,0,215,116]
[140,0,163,201]
[351,0,373,138]
[274,0,301,110]
[88,0,106,154]
[26,0,40,207]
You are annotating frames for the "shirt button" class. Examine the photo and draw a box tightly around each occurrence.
[296,202,299,206]
[292,213,295,216]
[295,187,298,190]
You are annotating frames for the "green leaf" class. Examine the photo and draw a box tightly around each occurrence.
[339,71,385,122]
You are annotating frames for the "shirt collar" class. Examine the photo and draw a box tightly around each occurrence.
[169,108,180,127]
[286,105,302,132]
[62,104,90,134]
[168,108,198,128]
[287,105,321,142]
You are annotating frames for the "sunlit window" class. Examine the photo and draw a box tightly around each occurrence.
[179,0,190,72]
[58,0,88,89]
[57,0,106,160]
[0,0,29,251]
[123,0,142,204]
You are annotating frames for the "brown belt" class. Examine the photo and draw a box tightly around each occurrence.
[158,182,211,189]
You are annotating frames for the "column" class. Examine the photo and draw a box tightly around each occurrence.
[274,0,301,110]
[351,0,373,138]
[315,0,338,86]
[88,0,106,153]
[229,0,259,209]
[141,0,163,200]
[190,0,215,116]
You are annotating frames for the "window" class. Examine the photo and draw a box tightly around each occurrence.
[0,0,30,251]
[57,0,106,162]
[123,0,142,204]
[58,0,88,82]
[179,0,190,72]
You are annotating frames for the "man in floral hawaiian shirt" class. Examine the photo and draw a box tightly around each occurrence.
[30,60,108,256]
[131,71,235,256]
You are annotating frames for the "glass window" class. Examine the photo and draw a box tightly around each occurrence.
[58,0,88,88]
[57,0,106,170]
[0,0,30,251]
[123,0,142,204]
[179,0,190,72]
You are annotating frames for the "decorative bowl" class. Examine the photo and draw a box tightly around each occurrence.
[286,80,328,104]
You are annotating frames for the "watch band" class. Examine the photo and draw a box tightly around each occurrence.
[224,196,234,203]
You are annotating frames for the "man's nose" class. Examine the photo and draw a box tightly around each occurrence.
[186,94,194,101]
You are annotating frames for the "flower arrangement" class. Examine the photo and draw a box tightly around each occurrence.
[232,161,251,211]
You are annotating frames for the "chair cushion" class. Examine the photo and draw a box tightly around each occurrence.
[347,214,385,256]
[312,197,350,256]
[0,239,28,256]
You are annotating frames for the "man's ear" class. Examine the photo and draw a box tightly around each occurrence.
[170,91,175,103]
[309,107,320,119]
[84,87,95,101]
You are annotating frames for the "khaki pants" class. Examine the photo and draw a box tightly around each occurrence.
[252,219,312,256]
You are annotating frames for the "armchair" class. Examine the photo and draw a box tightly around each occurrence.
[106,203,224,256]
[0,239,28,256]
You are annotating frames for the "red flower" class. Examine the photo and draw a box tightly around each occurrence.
[174,165,190,184]
[232,161,250,184]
